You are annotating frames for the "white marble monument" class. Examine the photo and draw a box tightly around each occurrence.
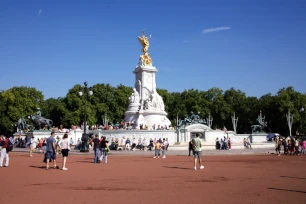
[124,31,171,129]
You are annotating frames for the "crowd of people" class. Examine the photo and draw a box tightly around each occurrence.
[90,123,175,131]
[104,137,169,152]
[215,137,233,150]
[274,136,306,156]
[49,122,176,133]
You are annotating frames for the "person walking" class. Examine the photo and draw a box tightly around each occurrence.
[99,136,109,163]
[92,134,100,163]
[192,133,204,170]
[246,137,252,149]
[60,134,69,170]
[165,138,169,150]
[295,138,300,155]
[228,138,232,150]
[275,136,281,156]
[188,139,193,156]
[45,132,58,170]
[42,137,47,153]
[0,134,4,151]
[0,136,11,167]
[161,138,167,158]
[29,136,35,157]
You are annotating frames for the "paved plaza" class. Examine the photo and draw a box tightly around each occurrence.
[1,151,305,204]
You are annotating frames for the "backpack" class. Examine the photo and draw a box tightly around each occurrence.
[6,140,13,152]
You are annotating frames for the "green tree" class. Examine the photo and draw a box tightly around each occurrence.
[62,84,97,127]
[112,84,133,124]
[274,87,305,135]
[223,88,259,133]
[204,87,230,130]
[41,97,67,128]
[0,87,43,134]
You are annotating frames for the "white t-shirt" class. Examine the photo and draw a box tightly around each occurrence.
[61,138,69,149]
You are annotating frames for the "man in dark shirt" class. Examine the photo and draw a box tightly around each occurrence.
[92,134,100,163]
[46,132,58,169]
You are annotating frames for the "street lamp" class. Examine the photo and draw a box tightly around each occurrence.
[78,81,93,152]
[299,106,304,137]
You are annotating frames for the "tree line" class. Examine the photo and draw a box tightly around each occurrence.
[0,84,305,135]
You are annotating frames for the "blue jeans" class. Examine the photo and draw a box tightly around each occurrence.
[155,149,160,156]
[46,151,56,160]
[94,149,99,163]
[99,148,108,163]
[162,148,166,156]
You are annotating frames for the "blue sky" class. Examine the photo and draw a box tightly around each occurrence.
[0,0,305,99]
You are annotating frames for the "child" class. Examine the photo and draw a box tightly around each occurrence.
[153,140,161,158]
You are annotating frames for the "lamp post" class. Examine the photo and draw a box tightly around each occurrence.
[299,106,304,137]
[78,81,93,152]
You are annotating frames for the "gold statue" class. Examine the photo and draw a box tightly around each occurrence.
[138,30,152,66]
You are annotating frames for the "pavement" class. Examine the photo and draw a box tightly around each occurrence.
[12,146,275,156]
[3,152,306,204]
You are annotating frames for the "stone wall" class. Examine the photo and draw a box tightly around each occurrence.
[16,129,268,146]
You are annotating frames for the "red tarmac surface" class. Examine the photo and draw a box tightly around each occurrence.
[1,152,305,204]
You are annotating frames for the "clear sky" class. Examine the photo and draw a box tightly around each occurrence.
[0,0,305,99]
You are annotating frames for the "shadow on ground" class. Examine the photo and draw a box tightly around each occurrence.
[163,166,191,170]
[280,176,306,180]
[268,187,306,194]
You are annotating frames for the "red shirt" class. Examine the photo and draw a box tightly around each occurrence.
[2,139,9,148]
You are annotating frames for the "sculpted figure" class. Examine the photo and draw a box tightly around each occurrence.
[129,88,140,104]
[137,30,152,66]
[138,30,151,53]
[146,90,165,111]
[36,108,41,117]
[144,97,154,110]
[150,92,158,110]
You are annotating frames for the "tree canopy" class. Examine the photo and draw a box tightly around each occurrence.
[0,84,305,135]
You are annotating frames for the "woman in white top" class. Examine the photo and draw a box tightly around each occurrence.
[61,134,70,170]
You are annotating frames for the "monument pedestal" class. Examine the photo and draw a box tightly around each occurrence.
[123,64,171,129]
